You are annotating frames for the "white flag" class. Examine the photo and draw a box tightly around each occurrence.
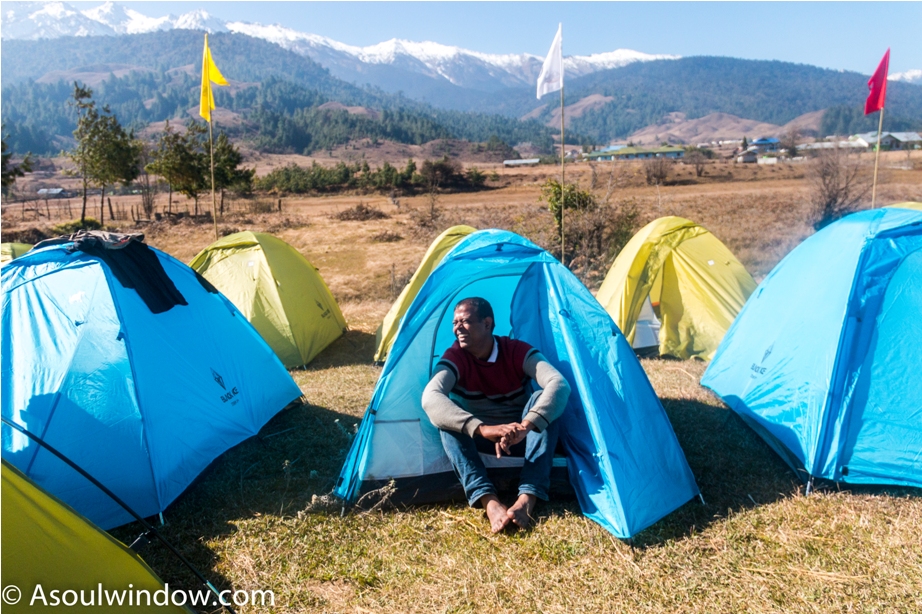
[536,23,563,99]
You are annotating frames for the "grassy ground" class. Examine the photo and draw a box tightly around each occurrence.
[4,157,922,612]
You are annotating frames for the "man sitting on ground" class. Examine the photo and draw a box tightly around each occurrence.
[422,297,571,532]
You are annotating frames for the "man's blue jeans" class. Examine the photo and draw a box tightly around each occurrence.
[439,391,561,507]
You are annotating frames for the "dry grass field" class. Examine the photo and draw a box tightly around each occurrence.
[2,152,922,613]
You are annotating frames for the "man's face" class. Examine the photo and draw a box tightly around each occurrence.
[453,305,493,352]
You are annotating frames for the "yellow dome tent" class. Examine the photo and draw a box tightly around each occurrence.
[888,201,922,211]
[1,242,32,264]
[374,225,476,363]
[1,460,190,613]
[596,216,756,360]
[190,231,346,368]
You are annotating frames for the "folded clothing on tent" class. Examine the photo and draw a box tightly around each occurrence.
[35,230,187,314]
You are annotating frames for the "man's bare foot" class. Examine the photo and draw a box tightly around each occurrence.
[507,494,537,529]
[481,495,510,533]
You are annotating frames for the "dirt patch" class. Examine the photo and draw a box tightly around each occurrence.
[547,93,615,129]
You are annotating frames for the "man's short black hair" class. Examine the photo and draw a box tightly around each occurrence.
[455,297,494,324]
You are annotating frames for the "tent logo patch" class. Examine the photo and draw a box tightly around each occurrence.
[315,300,331,319]
[751,344,773,377]
[211,368,226,390]
[212,368,240,404]
[220,387,240,404]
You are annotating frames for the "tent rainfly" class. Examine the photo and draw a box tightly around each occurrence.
[374,225,476,363]
[337,229,699,539]
[1,461,192,613]
[702,207,922,488]
[2,233,302,529]
[596,216,757,360]
[190,231,347,367]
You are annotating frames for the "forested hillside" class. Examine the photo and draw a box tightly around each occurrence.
[561,57,922,141]
[3,32,920,156]
[1,32,558,155]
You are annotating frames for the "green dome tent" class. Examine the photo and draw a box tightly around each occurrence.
[1,460,191,613]
[374,225,475,363]
[596,216,756,360]
[190,232,346,367]
[1,242,32,264]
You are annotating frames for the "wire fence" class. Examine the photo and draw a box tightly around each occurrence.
[1,193,286,228]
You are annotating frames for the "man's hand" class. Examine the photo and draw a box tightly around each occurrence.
[499,421,535,454]
[477,423,524,458]
[477,422,536,457]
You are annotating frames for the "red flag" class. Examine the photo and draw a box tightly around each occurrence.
[864,48,890,115]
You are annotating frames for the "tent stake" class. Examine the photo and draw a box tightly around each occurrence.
[805,477,814,496]
[698,493,706,505]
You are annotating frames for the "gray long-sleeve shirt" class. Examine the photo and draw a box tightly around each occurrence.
[421,351,571,438]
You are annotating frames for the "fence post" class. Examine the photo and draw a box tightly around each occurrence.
[278,198,282,213]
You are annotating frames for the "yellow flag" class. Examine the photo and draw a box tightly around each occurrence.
[200,33,228,122]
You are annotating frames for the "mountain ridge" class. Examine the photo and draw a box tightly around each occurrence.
[1,0,681,94]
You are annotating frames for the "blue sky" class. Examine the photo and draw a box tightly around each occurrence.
[81,2,920,74]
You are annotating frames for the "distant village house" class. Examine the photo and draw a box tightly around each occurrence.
[503,158,540,167]
[850,132,922,150]
[750,137,780,154]
[36,188,76,198]
[584,145,685,161]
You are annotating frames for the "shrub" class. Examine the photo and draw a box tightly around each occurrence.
[334,203,390,222]
[371,230,403,243]
[565,198,640,286]
[465,167,486,188]
[52,217,102,235]
[2,227,50,244]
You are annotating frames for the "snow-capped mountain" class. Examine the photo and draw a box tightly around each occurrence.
[1,1,228,39]
[891,69,922,85]
[2,1,113,39]
[80,1,172,34]
[225,21,678,91]
[1,1,677,93]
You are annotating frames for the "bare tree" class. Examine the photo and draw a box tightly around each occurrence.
[808,145,873,230]
[781,127,800,158]
[685,149,708,177]
[643,156,672,186]
[135,139,157,220]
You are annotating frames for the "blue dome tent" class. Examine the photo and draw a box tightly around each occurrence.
[2,234,302,529]
[336,230,699,538]
[702,208,922,488]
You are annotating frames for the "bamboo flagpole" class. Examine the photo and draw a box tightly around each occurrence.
[560,84,565,262]
[536,24,565,261]
[200,33,229,240]
[864,48,890,209]
[208,119,218,240]
[871,107,885,208]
